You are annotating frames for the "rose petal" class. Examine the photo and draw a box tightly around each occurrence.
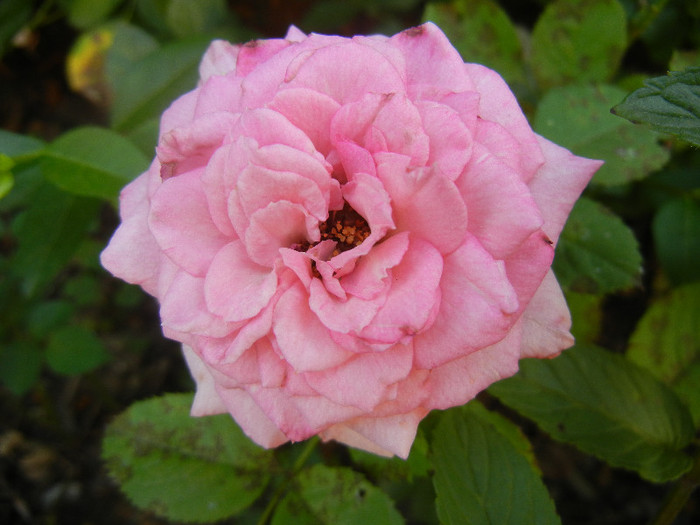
[359,237,443,344]
[464,62,544,178]
[530,135,603,244]
[204,241,278,322]
[376,153,467,254]
[149,168,229,276]
[199,40,240,82]
[272,284,354,372]
[456,142,544,260]
[520,269,574,359]
[183,345,228,415]
[413,234,520,369]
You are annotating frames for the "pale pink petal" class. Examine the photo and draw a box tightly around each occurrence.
[308,278,383,334]
[376,154,467,254]
[284,42,405,104]
[160,269,239,337]
[194,74,243,116]
[100,173,162,295]
[157,112,239,179]
[520,269,574,359]
[204,241,277,322]
[159,89,198,139]
[198,40,240,82]
[304,344,414,412]
[457,143,543,260]
[149,169,229,276]
[464,63,544,178]
[214,385,288,448]
[236,38,292,76]
[530,135,603,244]
[272,284,354,372]
[244,201,317,267]
[503,230,556,315]
[425,322,523,410]
[237,165,327,223]
[268,88,340,155]
[359,237,443,344]
[341,232,410,300]
[321,408,427,459]
[416,100,472,180]
[414,234,520,369]
[391,22,474,95]
[183,345,228,415]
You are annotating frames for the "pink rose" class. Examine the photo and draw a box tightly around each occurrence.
[101,22,601,458]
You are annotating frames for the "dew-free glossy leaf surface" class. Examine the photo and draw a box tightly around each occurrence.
[41,126,148,200]
[535,84,669,186]
[432,404,560,525]
[102,393,272,523]
[553,197,642,294]
[627,283,700,427]
[489,345,695,482]
[612,67,700,146]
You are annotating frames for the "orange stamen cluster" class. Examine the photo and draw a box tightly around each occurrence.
[293,203,371,259]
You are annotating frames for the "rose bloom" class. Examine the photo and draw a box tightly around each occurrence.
[102,22,601,458]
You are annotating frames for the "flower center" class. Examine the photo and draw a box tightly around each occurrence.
[294,202,371,257]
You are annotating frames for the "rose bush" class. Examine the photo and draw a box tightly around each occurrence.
[101,22,601,458]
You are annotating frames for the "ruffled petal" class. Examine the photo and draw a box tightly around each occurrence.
[149,168,229,276]
[529,135,603,244]
[204,241,278,322]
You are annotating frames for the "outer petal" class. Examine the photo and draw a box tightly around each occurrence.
[100,171,162,295]
[149,168,229,276]
[320,408,427,459]
[519,269,574,359]
[456,143,543,260]
[529,135,603,244]
[183,345,228,416]
[198,40,240,82]
[463,62,545,178]
[413,234,519,369]
[425,321,522,410]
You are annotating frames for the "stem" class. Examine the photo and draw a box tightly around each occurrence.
[628,0,673,43]
[256,437,319,525]
[649,450,700,525]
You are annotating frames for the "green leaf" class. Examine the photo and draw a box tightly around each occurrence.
[422,0,524,89]
[272,492,323,525]
[0,342,43,395]
[565,291,602,342]
[41,127,148,200]
[489,344,695,482]
[531,0,627,88]
[0,129,45,159]
[10,184,101,296]
[432,404,560,525]
[627,283,700,426]
[653,197,700,285]
[111,37,210,132]
[65,0,124,29]
[612,68,700,147]
[104,21,159,90]
[27,300,75,339]
[534,84,670,186]
[45,325,110,375]
[0,165,13,199]
[294,464,404,525]
[553,197,642,294]
[166,0,228,38]
[102,393,272,523]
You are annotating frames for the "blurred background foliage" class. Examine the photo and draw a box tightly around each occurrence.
[0,0,699,524]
